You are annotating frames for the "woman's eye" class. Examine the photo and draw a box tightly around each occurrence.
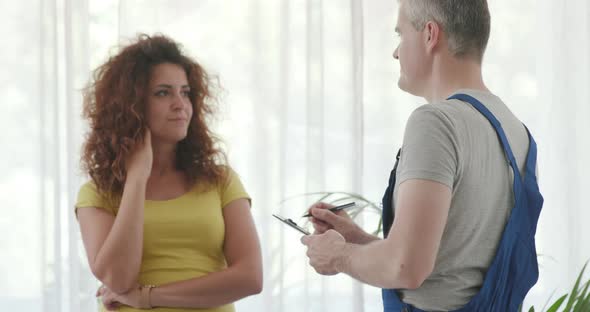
[155,90,168,96]
[182,91,191,97]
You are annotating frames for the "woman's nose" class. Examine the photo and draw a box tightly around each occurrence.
[171,92,185,109]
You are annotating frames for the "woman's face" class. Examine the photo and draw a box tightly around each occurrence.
[145,62,194,144]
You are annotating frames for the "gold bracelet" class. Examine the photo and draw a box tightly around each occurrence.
[140,284,156,309]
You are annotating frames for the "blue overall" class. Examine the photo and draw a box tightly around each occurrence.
[381,94,544,312]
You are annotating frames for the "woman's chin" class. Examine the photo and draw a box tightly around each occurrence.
[152,132,189,144]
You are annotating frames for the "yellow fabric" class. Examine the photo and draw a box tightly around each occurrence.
[75,168,250,312]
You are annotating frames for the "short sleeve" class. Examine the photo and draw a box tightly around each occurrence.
[75,182,116,215]
[398,105,460,189]
[219,167,251,208]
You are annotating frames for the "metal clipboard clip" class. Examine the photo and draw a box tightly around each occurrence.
[272,214,310,235]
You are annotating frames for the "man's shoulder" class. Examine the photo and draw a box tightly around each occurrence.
[408,102,462,130]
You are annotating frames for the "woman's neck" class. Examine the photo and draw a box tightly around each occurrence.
[151,141,178,177]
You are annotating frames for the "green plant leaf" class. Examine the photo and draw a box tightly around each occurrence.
[326,196,359,204]
[316,192,334,203]
[279,192,324,203]
[280,191,359,205]
[546,294,567,312]
[577,295,590,311]
[574,280,590,311]
[527,306,535,312]
[541,289,557,312]
[564,261,588,311]
[574,281,590,312]
[281,191,384,234]
[373,217,383,236]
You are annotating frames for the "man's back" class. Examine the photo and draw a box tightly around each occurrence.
[393,89,530,311]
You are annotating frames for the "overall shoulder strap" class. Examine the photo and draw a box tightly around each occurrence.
[524,126,538,179]
[447,93,523,185]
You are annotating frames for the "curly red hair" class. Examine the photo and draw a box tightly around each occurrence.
[81,34,227,199]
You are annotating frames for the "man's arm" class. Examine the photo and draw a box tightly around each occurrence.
[335,179,451,289]
[309,204,381,244]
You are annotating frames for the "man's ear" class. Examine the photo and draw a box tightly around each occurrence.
[424,21,441,53]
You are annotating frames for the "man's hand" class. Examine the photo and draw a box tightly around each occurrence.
[300,230,349,276]
[307,202,377,244]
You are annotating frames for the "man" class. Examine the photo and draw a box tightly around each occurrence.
[301,1,543,311]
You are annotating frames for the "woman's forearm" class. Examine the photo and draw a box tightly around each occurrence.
[93,176,146,293]
[150,263,263,309]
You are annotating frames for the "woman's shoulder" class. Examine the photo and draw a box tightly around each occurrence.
[75,180,117,212]
[77,180,100,199]
[215,165,250,206]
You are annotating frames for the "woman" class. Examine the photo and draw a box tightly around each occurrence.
[76,34,262,311]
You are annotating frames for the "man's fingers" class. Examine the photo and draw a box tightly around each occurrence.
[306,202,334,214]
[301,234,311,245]
[313,225,329,234]
[315,202,335,209]
[311,220,330,234]
[311,207,341,224]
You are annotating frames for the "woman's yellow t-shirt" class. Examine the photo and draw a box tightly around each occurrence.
[75,168,250,312]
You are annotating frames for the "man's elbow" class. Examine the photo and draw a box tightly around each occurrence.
[400,273,427,290]
[400,263,433,290]
[385,260,433,290]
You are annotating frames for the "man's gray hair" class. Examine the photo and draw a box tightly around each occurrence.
[404,0,491,63]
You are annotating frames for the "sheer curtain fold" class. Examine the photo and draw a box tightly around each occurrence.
[37,0,92,311]
[2,0,589,311]
[39,0,62,311]
[350,0,365,311]
[304,0,325,310]
[526,1,590,308]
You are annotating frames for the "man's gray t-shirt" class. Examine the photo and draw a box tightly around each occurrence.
[393,90,530,311]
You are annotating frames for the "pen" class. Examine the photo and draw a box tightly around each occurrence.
[302,202,356,218]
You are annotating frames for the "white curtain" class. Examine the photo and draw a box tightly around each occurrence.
[1,0,588,311]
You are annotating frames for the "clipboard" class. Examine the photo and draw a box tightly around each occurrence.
[272,214,311,235]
